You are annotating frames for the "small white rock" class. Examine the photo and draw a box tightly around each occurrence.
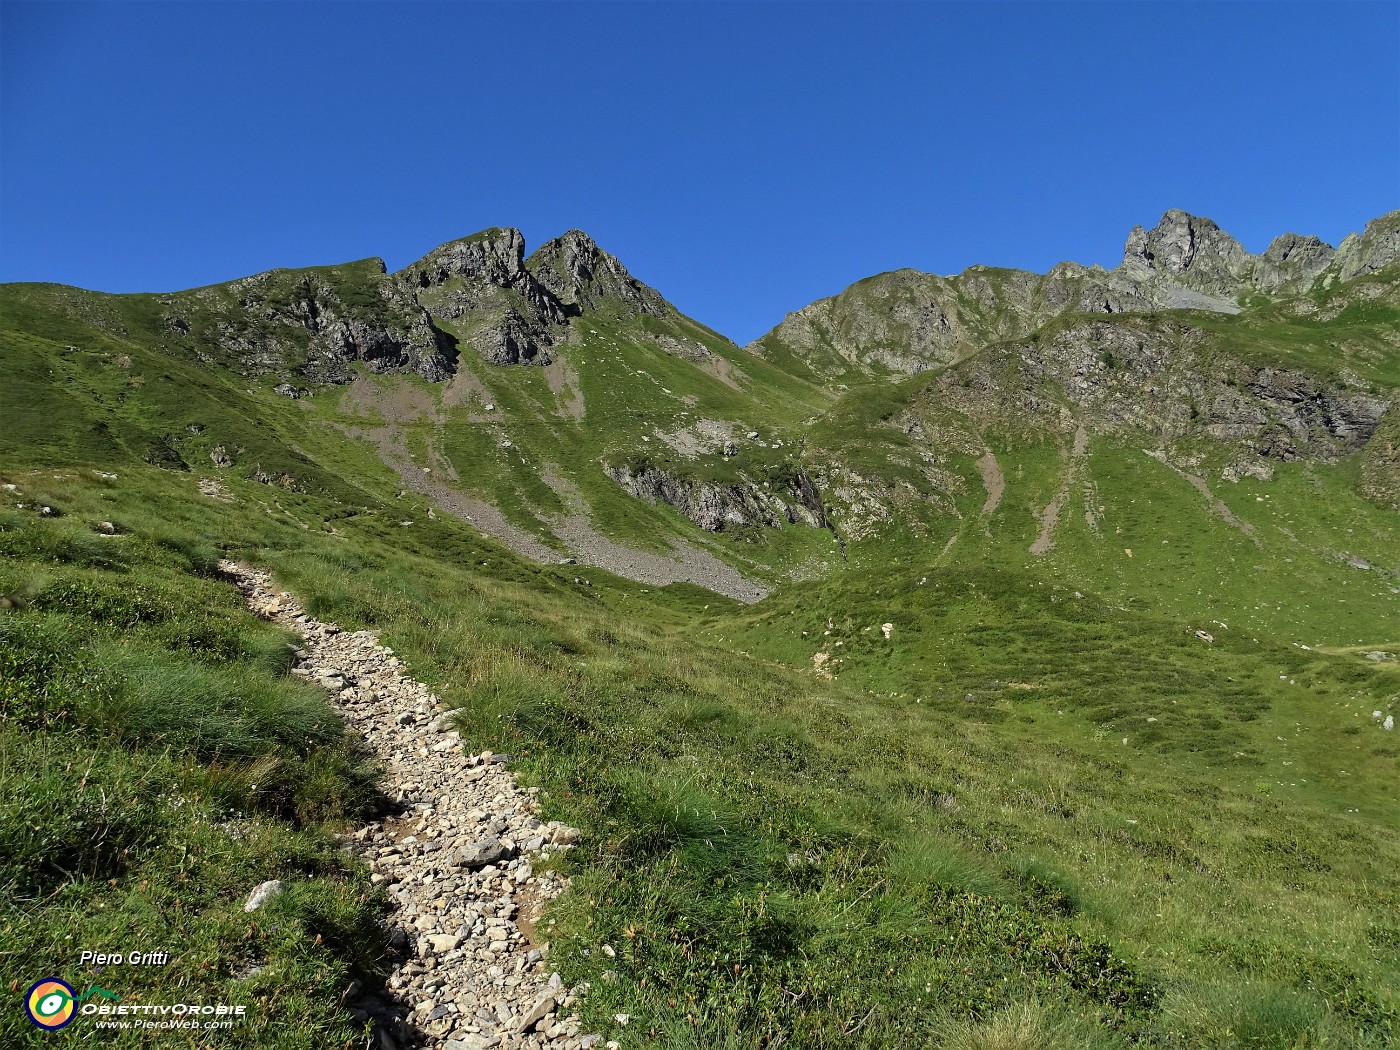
[243,880,284,912]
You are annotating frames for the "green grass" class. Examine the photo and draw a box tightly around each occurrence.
[0,487,387,1049]
[328,299,842,571]
[1,257,1398,1047]
[9,459,1394,1046]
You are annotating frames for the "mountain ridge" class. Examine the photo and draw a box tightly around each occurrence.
[2,208,1396,606]
[3,206,1399,1049]
[12,207,1393,392]
[751,208,1400,379]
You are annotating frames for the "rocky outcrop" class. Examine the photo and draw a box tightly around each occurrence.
[1122,211,1358,301]
[934,316,1388,462]
[751,209,1398,379]
[1328,210,1400,283]
[156,226,683,380]
[396,228,567,367]
[400,228,551,311]
[749,256,1185,379]
[385,228,674,367]
[1359,392,1400,511]
[1255,233,1336,292]
[164,263,458,383]
[1122,210,1254,300]
[751,271,970,376]
[605,463,827,531]
[525,230,669,319]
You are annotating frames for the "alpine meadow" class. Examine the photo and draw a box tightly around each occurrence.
[2,206,1398,1050]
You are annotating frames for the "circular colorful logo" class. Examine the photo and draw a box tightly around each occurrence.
[25,978,76,1030]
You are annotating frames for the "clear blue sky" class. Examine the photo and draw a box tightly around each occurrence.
[2,2,1397,344]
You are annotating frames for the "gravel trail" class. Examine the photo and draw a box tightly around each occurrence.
[223,561,605,1050]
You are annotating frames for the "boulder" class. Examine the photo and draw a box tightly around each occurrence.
[243,880,284,912]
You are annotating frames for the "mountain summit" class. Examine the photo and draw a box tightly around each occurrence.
[751,209,1400,378]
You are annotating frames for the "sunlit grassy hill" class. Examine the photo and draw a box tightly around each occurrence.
[2,216,1397,1048]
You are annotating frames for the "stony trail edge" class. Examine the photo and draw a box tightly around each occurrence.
[222,561,606,1050]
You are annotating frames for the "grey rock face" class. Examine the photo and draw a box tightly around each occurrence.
[399,228,565,325]
[751,270,998,377]
[1255,233,1336,292]
[1330,210,1400,282]
[178,266,457,385]
[396,228,565,367]
[1041,262,1157,316]
[153,225,682,383]
[754,209,1398,379]
[1244,368,1388,459]
[938,316,1387,461]
[1359,393,1400,511]
[750,259,1171,379]
[243,879,284,912]
[468,308,557,367]
[525,230,669,318]
[1121,209,1253,298]
[393,227,675,368]
[403,228,526,292]
[652,332,713,362]
[455,834,515,870]
[605,463,827,531]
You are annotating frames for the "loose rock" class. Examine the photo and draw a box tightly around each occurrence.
[220,561,594,1050]
[243,880,284,912]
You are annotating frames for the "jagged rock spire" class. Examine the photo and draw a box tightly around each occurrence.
[525,230,669,317]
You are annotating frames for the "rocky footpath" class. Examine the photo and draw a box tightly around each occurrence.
[221,562,609,1050]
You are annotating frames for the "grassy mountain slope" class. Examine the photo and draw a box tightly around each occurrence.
[2,220,1397,1048]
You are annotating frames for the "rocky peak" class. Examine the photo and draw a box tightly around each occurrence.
[391,229,569,366]
[751,207,1397,382]
[383,228,674,368]
[399,227,530,291]
[1255,232,1335,292]
[1121,210,1252,297]
[526,230,669,318]
[1263,231,1332,266]
[1330,209,1400,282]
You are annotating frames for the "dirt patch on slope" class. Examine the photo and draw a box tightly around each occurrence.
[1145,449,1261,546]
[331,380,768,601]
[977,451,1005,517]
[540,467,769,602]
[339,375,438,424]
[334,420,562,561]
[1031,425,1089,556]
[696,353,745,391]
[654,418,735,459]
[542,358,586,420]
